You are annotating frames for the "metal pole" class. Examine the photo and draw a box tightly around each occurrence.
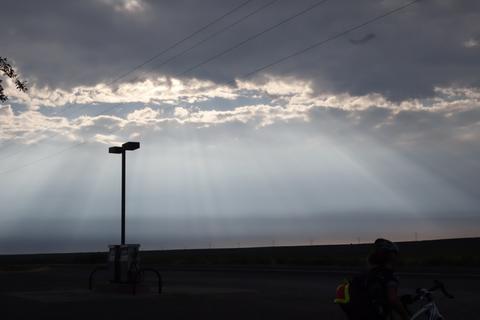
[121,149,126,245]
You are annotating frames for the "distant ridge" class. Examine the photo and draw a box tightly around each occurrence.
[1,237,479,268]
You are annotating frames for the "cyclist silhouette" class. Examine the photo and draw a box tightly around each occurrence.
[365,238,410,320]
[336,238,410,320]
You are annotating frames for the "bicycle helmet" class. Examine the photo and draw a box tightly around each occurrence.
[373,238,399,254]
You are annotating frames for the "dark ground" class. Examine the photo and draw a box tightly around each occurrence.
[1,264,479,320]
[2,238,480,319]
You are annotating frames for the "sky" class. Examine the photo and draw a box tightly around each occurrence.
[1,0,479,254]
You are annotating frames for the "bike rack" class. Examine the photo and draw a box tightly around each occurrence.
[133,268,162,295]
[88,245,162,295]
[88,265,108,291]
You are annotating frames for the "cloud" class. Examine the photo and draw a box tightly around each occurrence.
[94,133,123,145]
[2,74,480,152]
[4,76,239,109]
[0,104,14,120]
[1,0,479,101]
[7,72,479,115]
[464,38,479,48]
[100,0,145,13]
[126,106,160,124]
[174,106,190,119]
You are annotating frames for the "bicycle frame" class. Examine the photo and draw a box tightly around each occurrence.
[410,301,443,320]
[403,280,453,320]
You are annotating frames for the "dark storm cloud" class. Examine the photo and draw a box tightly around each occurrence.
[1,0,480,100]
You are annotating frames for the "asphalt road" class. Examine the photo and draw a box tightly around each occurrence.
[1,265,478,320]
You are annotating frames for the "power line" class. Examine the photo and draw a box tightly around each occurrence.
[0,0,422,176]
[75,0,283,121]
[238,0,422,81]
[0,105,82,162]
[0,121,129,175]
[106,0,255,86]
[79,0,329,104]
[0,142,86,175]
[178,0,331,77]
[127,0,280,83]
[0,0,256,160]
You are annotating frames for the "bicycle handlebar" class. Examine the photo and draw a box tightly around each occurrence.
[402,280,454,306]
[429,280,455,299]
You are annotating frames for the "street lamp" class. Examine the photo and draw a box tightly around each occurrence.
[88,141,161,292]
[109,141,140,245]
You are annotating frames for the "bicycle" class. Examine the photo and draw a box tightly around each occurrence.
[401,280,454,320]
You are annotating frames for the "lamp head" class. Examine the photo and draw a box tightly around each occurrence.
[122,141,140,151]
[108,146,123,154]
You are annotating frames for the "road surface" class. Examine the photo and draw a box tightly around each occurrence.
[1,265,478,319]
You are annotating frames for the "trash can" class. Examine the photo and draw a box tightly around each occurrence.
[108,244,140,283]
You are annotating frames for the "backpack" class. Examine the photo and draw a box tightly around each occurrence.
[334,272,389,320]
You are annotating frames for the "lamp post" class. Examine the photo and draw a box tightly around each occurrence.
[89,141,161,292]
[109,141,140,245]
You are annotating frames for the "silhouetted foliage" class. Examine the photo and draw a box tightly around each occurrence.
[0,56,28,102]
